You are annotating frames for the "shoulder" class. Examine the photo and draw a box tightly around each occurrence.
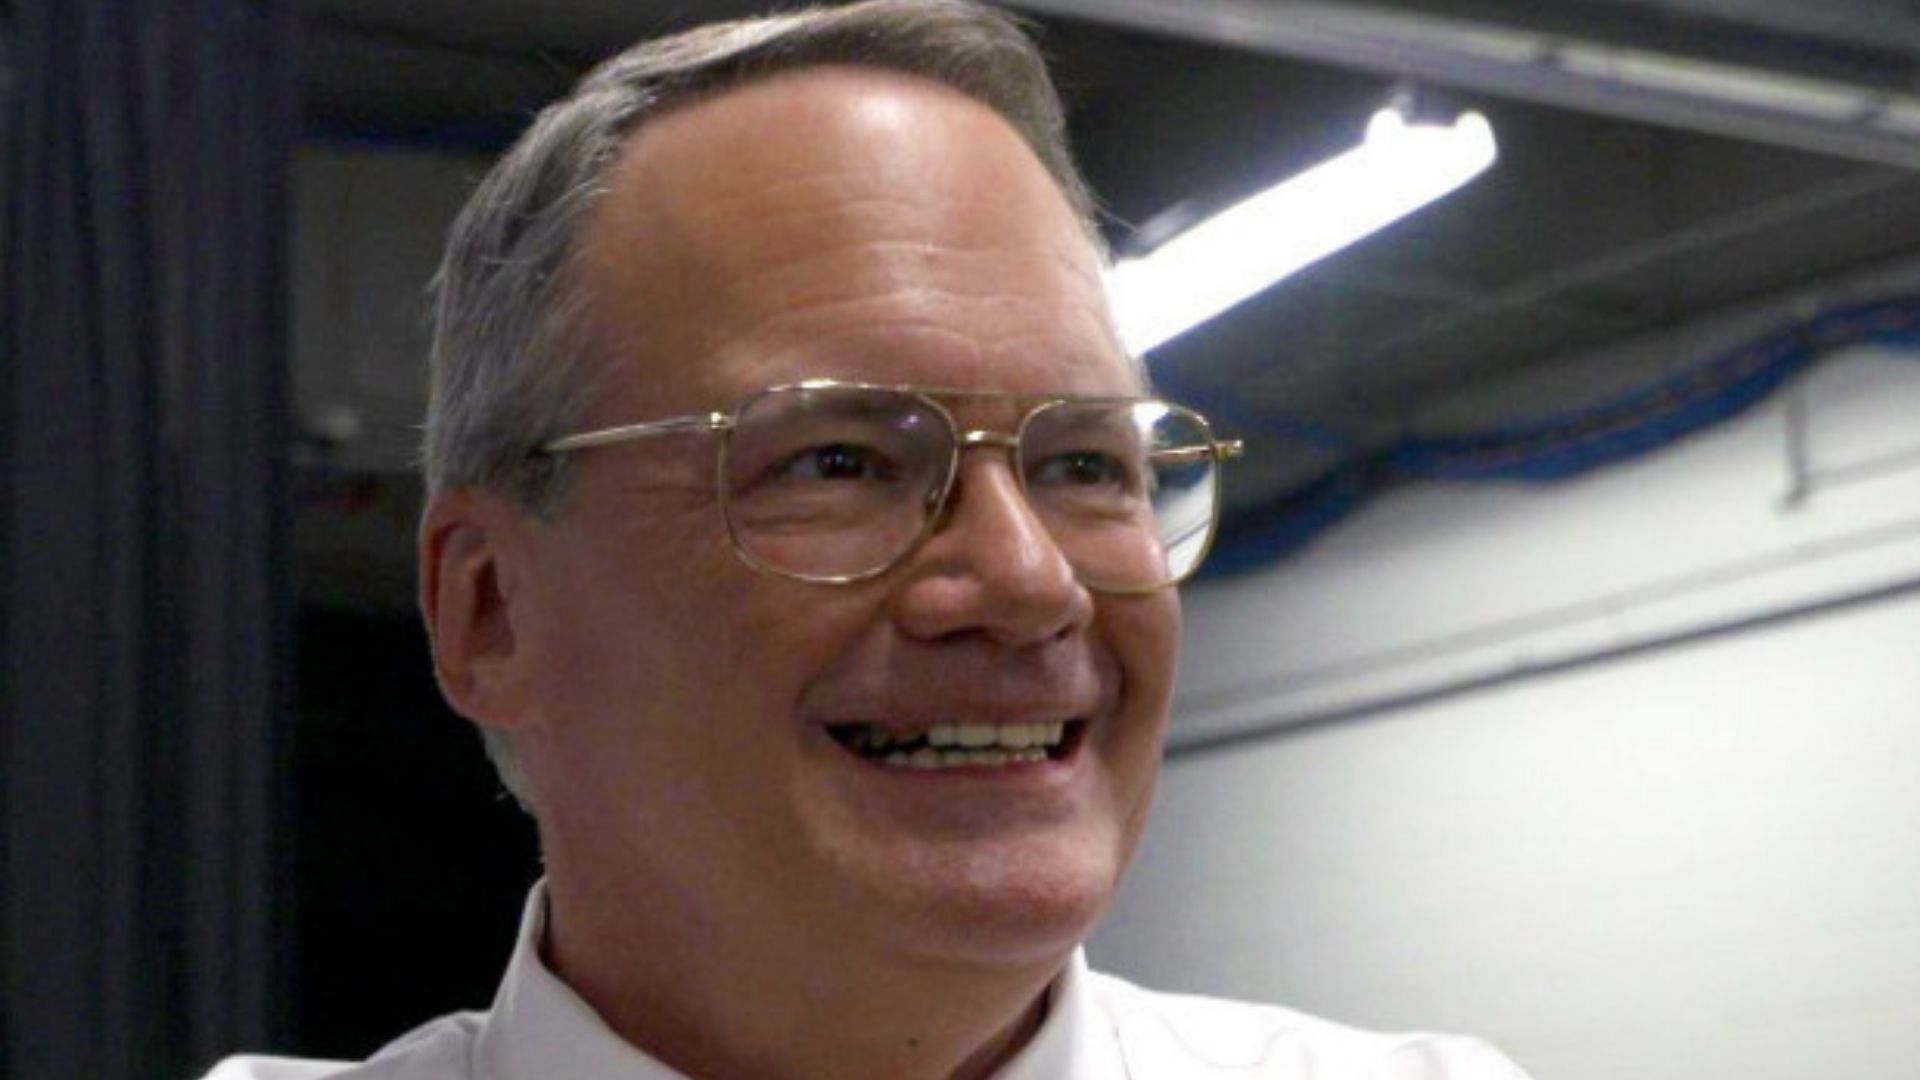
[1089,971,1531,1079]
[197,1011,486,1080]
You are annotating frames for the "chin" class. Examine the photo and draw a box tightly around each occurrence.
[857,829,1127,970]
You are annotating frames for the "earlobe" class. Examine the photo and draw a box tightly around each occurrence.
[420,490,528,728]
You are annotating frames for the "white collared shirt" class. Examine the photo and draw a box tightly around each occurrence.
[207,884,1530,1080]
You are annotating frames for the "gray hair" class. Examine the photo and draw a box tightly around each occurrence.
[422,0,1102,807]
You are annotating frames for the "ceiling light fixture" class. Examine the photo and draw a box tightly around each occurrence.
[1107,103,1499,356]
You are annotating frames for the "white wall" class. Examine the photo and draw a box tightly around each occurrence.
[1092,339,1920,1079]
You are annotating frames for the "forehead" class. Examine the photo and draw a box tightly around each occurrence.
[569,66,1136,418]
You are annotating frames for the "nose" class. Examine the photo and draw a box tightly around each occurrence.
[889,451,1094,646]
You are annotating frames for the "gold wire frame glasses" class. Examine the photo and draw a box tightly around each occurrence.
[539,379,1244,593]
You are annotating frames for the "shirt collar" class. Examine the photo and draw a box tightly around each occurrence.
[474,882,684,1079]
[991,947,1130,1079]
[473,881,1123,1079]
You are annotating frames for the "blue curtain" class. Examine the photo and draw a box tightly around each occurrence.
[3,1,296,1076]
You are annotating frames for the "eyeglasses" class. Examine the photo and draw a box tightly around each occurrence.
[539,380,1243,594]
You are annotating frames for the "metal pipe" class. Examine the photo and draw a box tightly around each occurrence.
[1574,0,1920,58]
[1007,0,1920,170]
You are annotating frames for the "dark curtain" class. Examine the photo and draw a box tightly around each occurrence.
[2,1,297,1076]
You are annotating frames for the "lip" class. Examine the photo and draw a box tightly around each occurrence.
[798,654,1120,792]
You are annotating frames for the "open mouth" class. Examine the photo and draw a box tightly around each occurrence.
[827,720,1086,770]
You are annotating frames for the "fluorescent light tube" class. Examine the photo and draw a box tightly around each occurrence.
[1107,106,1498,356]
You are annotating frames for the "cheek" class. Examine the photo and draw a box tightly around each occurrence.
[638,551,890,727]
[1108,589,1182,708]
[727,583,888,697]
[1100,591,1180,811]
[519,512,740,712]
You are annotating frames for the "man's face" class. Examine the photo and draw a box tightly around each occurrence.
[503,68,1180,971]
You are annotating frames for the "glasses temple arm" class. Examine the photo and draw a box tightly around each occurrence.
[541,413,731,455]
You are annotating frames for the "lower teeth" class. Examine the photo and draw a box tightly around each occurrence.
[882,747,1049,769]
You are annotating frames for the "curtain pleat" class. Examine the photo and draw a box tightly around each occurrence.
[3,2,298,1076]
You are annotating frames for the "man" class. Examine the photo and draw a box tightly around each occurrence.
[210,2,1530,1076]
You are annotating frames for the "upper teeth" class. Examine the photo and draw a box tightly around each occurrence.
[929,722,1064,749]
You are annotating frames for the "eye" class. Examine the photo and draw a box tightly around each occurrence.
[1031,449,1133,490]
[776,442,893,483]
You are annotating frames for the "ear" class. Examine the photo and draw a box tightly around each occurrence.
[419,489,533,729]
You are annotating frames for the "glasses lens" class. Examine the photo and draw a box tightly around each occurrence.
[1020,400,1220,591]
[721,386,951,580]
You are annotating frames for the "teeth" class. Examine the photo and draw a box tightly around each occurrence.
[922,722,1066,750]
[849,721,1072,769]
[883,746,1049,770]
[957,724,997,748]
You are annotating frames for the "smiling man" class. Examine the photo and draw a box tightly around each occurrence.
[207,2,1529,1078]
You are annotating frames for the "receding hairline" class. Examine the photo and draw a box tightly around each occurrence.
[559,63,1127,405]
[625,60,1046,136]
[589,63,1099,254]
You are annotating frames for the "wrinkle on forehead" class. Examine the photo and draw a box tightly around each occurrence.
[722,240,1109,341]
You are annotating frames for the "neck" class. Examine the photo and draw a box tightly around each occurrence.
[541,869,1068,1080]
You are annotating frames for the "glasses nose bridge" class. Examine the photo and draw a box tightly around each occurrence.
[947,427,1028,497]
[924,426,1029,521]
[957,428,1022,456]
[920,424,1081,590]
